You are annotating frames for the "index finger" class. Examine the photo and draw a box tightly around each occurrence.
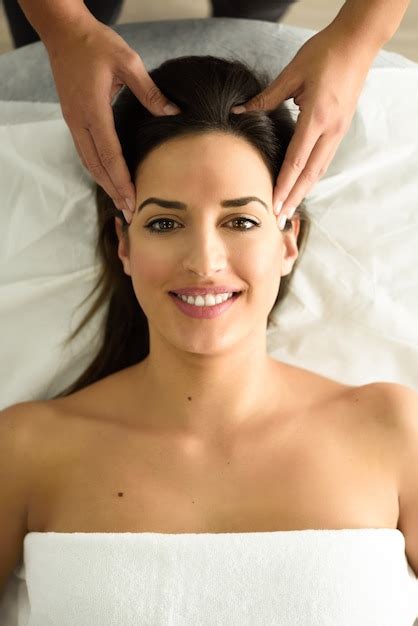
[273,111,321,209]
[85,102,136,209]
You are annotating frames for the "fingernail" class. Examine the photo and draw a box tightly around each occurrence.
[288,207,296,220]
[231,105,246,114]
[274,200,283,215]
[125,197,135,212]
[278,214,287,231]
[122,209,132,224]
[164,103,181,115]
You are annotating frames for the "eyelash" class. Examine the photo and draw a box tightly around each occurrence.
[144,216,261,235]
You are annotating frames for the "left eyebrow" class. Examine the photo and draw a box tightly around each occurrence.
[137,196,269,213]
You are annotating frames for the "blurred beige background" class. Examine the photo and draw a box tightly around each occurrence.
[0,0,417,61]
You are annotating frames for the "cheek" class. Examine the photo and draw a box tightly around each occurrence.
[127,248,170,306]
[238,239,282,310]
[239,238,280,282]
[128,242,170,280]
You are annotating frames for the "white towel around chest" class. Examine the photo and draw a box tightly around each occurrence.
[1,528,418,626]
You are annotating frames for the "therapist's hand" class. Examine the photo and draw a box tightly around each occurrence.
[231,22,379,229]
[44,13,180,221]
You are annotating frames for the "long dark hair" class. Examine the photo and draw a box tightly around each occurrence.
[52,54,311,399]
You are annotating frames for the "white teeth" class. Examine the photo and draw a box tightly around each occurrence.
[176,292,235,307]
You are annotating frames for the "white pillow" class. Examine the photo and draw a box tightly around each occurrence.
[1,66,418,410]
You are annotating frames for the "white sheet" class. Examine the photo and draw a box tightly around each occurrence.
[1,64,418,625]
[1,66,418,410]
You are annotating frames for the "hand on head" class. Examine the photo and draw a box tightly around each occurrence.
[45,13,180,221]
[232,22,379,229]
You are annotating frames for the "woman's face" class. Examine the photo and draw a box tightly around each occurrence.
[115,131,300,354]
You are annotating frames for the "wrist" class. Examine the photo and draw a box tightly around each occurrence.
[324,18,384,68]
[328,2,389,56]
[41,5,97,49]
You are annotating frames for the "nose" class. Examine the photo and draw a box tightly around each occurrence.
[181,227,228,276]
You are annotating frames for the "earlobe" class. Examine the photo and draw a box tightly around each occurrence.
[119,254,132,277]
[122,262,132,277]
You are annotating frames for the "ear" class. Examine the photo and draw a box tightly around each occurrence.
[280,216,300,277]
[114,217,132,276]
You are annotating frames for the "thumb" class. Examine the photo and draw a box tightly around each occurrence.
[231,68,295,114]
[121,53,181,116]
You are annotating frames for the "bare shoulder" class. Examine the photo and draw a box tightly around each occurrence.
[369,381,418,485]
[1,399,79,512]
[355,381,418,567]
[305,378,411,477]
[341,381,415,449]
[356,381,418,440]
[0,399,70,479]
[0,400,59,589]
[0,400,56,449]
[366,381,418,577]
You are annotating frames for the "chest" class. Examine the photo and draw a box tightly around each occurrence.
[27,399,399,534]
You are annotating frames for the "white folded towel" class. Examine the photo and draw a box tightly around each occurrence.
[0,528,417,625]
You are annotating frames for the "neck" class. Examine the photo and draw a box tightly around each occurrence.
[127,337,289,442]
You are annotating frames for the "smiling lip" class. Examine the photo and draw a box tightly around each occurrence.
[169,286,242,296]
[169,291,241,318]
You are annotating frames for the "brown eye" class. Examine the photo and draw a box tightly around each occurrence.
[144,216,260,235]
[227,217,260,231]
[144,218,180,234]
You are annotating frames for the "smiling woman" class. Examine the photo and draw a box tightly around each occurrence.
[2,53,418,626]
[50,54,311,398]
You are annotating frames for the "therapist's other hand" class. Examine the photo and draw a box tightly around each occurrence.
[44,13,180,221]
[231,23,377,228]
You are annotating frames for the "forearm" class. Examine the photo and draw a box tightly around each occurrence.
[331,0,411,51]
[17,0,93,44]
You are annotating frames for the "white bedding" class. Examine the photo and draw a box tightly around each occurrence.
[1,66,418,409]
[1,62,418,625]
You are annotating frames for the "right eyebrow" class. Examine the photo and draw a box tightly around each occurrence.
[137,196,269,213]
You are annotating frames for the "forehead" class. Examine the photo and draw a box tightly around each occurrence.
[135,132,269,184]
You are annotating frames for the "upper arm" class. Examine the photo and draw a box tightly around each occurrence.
[0,402,36,593]
[383,382,418,577]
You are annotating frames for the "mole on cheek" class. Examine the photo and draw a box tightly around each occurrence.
[187,396,192,401]
[117,492,124,497]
